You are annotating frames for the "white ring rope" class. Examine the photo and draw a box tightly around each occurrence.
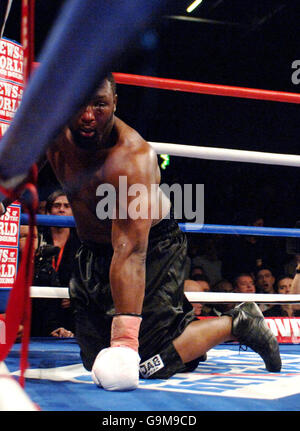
[30,286,69,299]
[185,291,300,304]
[30,286,300,304]
[150,142,300,167]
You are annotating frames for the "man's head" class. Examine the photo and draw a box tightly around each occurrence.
[190,265,205,279]
[38,200,47,215]
[276,276,293,294]
[184,277,210,316]
[46,190,73,217]
[233,273,256,293]
[255,267,276,293]
[213,279,233,294]
[212,279,234,312]
[69,74,117,151]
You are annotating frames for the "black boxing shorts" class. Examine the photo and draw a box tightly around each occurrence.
[69,210,200,379]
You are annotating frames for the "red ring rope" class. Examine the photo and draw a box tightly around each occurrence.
[32,64,300,105]
[113,72,300,104]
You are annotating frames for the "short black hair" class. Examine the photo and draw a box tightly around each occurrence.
[255,266,274,278]
[212,279,233,292]
[191,273,210,284]
[275,274,293,292]
[96,73,116,95]
[106,72,117,95]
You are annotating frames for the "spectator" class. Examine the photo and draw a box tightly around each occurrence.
[255,267,276,294]
[33,190,81,336]
[190,264,206,280]
[17,223,72,338]
[263,275,300,317]
[276,276,293,294]
[208,279,235,316]
[233,273,256,293]
[41,190,81,287]
[32,243,74,337]
[37,200,47,215]
[255,266,276,313]
[184,275,210,317]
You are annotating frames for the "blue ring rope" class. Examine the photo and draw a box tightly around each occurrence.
[20,214,300,237]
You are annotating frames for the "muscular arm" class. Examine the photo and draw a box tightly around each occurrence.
[110,217,150,314]
[108,144,158,315]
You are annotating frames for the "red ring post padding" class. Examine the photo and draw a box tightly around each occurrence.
[113,72,300,104]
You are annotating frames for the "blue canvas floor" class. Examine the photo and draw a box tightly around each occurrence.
[4,338,300,412]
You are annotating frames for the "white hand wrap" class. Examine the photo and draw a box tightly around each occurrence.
[91,346,140,391]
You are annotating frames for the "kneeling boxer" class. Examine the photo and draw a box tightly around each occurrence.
[43,74,281,390]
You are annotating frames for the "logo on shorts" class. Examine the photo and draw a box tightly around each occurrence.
[140,354,164,378]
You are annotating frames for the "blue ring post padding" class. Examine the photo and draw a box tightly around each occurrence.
[20,214,300,237]
[0,0,171,185]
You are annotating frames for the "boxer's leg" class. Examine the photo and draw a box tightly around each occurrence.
[173,302,281,373]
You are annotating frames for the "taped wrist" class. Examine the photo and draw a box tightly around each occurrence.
[110,314,142,352]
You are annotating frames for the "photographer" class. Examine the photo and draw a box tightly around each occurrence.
[32,190,81,336]
[31,243,74,337]
[18,223,75,338]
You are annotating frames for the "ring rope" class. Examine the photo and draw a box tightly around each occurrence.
[31,66,300,106]
[27,286,300,304]
[113,72,300,104]
[149,141,300,168]
[185,292,300,304]
[20,214,300,238]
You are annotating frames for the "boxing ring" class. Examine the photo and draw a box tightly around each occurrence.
[1,0,300,414]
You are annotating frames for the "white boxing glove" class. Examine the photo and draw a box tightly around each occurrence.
[91,346,141,391]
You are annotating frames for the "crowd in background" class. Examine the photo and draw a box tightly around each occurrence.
[184,212,300,318]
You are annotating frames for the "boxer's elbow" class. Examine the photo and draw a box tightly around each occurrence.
[113,243,147,267]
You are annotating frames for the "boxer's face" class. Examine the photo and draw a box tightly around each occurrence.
[69,79,117,150]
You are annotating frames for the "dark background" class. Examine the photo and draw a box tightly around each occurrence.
[2,0,300,228]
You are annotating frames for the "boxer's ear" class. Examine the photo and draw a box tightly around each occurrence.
[113,94,118,113]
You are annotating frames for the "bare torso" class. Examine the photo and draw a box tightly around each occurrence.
[47,117,170,244]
